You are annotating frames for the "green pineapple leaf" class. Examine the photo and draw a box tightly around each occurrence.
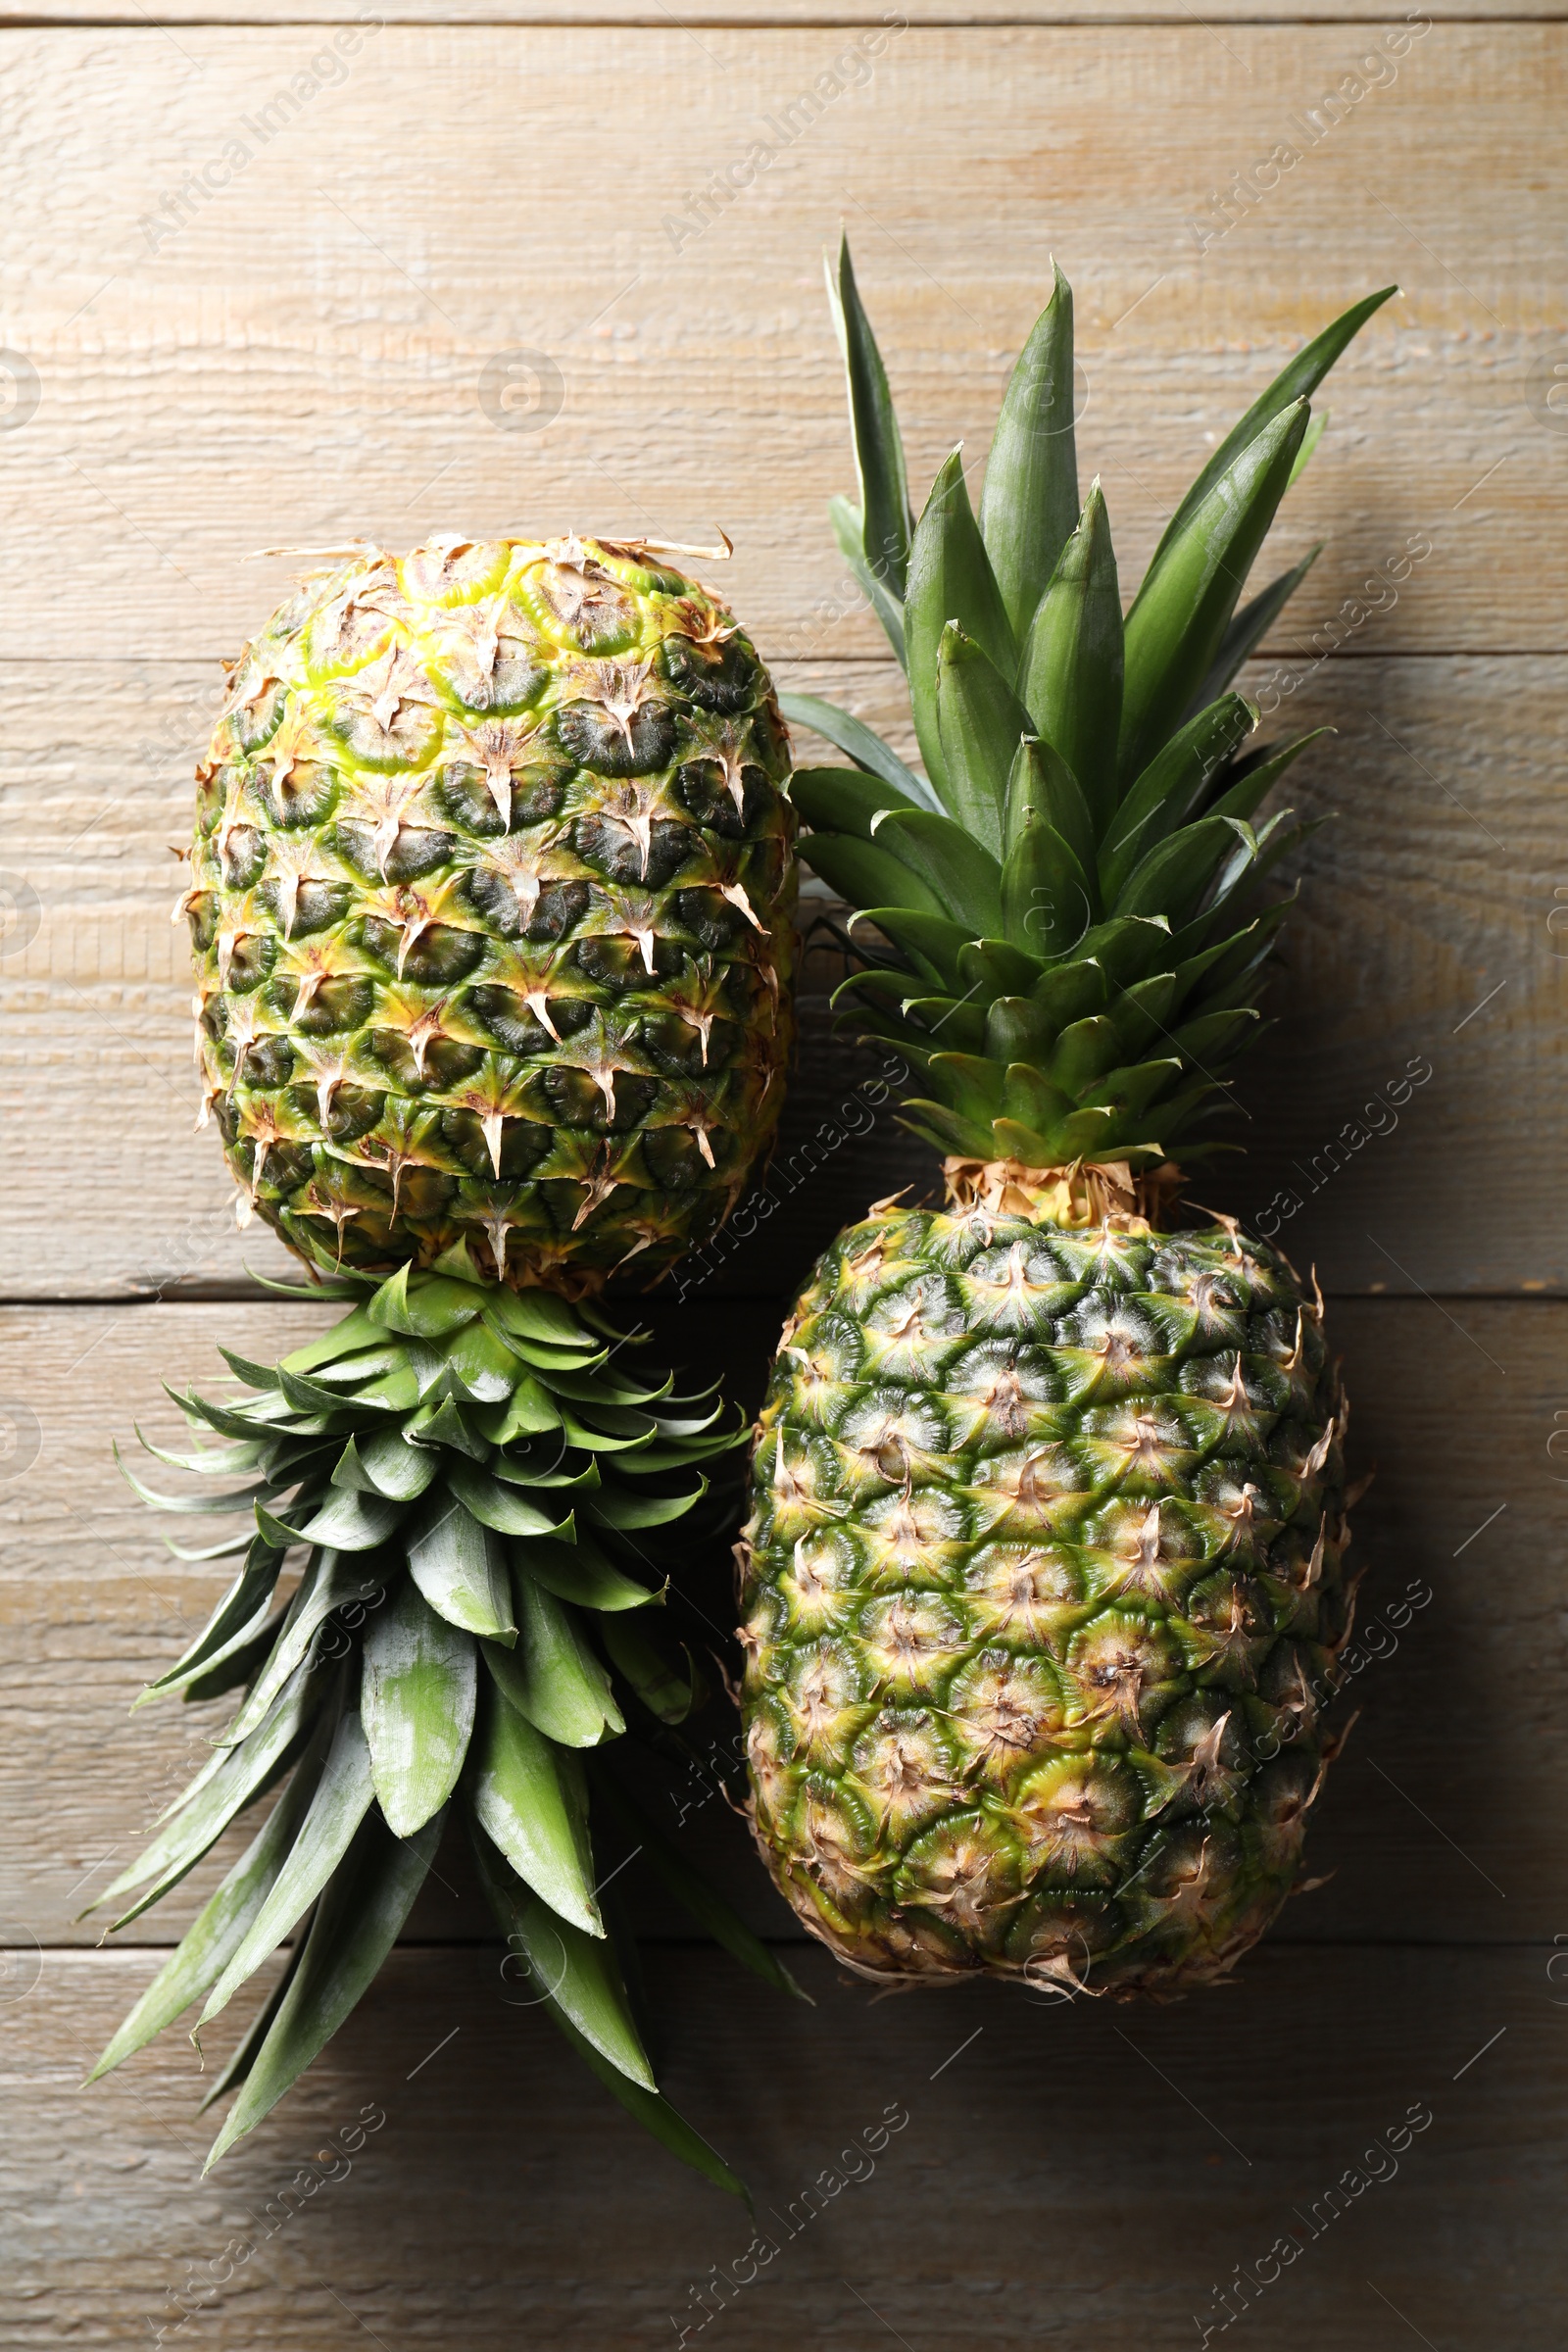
[1149,283,1396,571]
[270,1485,407,1553]
[1086,1054,1185,1122]
[799,830,949,916]
[138,1535,287,1700]
[179,1608,288,1704]
[1046,1012,1125,1094]
[956,937,1046,996]
[980,260,1080,643]
[828,494,907,666]
[898,1095,996,1158]
[95,1667,320,1927]
[1207,727,1334,823]
[344,1423,440,1500]
[935,622,1035,860]
[196,1706,376,2030]
[999,1061,1076,1135]
[853,906,976,989]
[599,1612,704,1724]
[826,234,914,600]
[1000,808,1094,956]
[777,691,933,805]
[470,1827,655,2088]
[406,1493,516,1642]
[484,1575,623,1748]
[1119,401,1310,785]
[592,1770,810,2005]
[1004,735,1098,883]
[581,1478,705,1531]
[867,807,1004,936]
[983,996,1063,1069]
[789,764,927,839]
[445,1457,573,1538]
[905,449,1016,798]
[203,1806,442,2169]
[1103,969,1179,1058]
[362,1577,478,1836]
[1116,810,1255,927]
[924,1051,1005,1125]
[468,1678,602,1935]
[85,1710,331,2082]
[196,1942,303,2112]
[1186,544,1321,716]
[471,1827,748,2198]
[221,1551,388,1747]
[1019,477,1123,826]
[519,1531,661,1613]
[1288,408,1328,485]
[1100,694,1256,901]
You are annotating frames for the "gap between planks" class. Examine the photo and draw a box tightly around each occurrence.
[1,650,1563,665]
[16,1933,1560,1951]
[8,1288,1568,1307]
[2,9,1562,21]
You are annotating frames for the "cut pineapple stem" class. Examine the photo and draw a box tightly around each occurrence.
[942,1153,1187,1233]
[92,1236,798,2197]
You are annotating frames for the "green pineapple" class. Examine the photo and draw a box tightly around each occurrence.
[739,247,1390,1994]
[90,534,803,2193]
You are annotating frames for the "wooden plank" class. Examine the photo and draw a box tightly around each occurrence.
[2,1940,1553,2349]
[0,25,1555,664]
[2,655,1561,1299]
[11,0,1560,21]
[0,1295,1548,1943]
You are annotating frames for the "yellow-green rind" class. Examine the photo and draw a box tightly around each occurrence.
[183,534,795,1294]
[740,1201,1351,1995]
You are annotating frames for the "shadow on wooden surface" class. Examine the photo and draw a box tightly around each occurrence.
[4,1940,1548,2349]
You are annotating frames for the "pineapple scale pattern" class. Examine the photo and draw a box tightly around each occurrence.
[741,1203,1353,1994]
[180,534,796,1293]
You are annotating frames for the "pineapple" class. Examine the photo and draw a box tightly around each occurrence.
[181,531,795,1291]
[738,247,1391,1994]
[90,533,803,2194]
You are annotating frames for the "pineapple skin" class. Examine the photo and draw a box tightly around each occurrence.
[183,535,795,1293]
[740,1201,1352,1995]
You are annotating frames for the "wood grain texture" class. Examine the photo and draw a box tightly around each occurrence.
[1,10,1561,2335]
[2,1940,1553,2350]
[14,0,1563,21]
[0,24,1557,665]
[3,655,1563,1298]
[0,1295,1550,1944]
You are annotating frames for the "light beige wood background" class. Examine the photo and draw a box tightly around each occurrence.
[1,14,1564,2350]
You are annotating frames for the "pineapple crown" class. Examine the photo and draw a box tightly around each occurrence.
[786,240,1395,1176]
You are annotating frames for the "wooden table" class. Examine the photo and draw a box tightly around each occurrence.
[1,6,1562,2344]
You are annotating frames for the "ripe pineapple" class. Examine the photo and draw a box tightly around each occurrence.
[91,534,802,2194]
[739,247,1391,1994]
[183,531,795,1292]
